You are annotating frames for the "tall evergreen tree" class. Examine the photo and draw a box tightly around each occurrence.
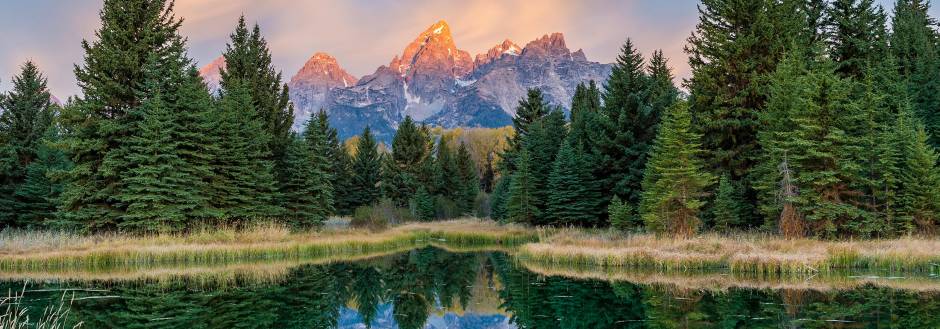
[432,137,459,198]
[647,50,680,119]
[454,142,479,215]
[546,143,602,227]
[521,109,567,223]
[599,39,651,205]
[0,62,56,227]
[349,127,382,208]
[502,88,550,172]
[826,0,890,80]
[890,0,940,147]
[412,186,435,221]
[489,176,511,221]
[312,110,354,215]
[506,149,539,225]
[210,82,282,220]
[279,134,332,228]
[710,174,744,230]
[685,0,778,182]
[118,91,195,232]
[897,122,940,233]
[382,116,431,205]
[640,102,715,237]
[219,16,294,161]
[756,55,871,237]
[302,121,335,223]
[58,0,199,230]
[12,126,69,228]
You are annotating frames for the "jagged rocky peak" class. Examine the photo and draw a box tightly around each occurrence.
[198,56,226,93]
[521,32,571,58]
[474,39,521,67]
[289,52,358,90]
[391,20,474,98]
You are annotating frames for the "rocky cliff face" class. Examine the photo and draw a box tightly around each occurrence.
[287,52,358,129]
[200,20,611,142]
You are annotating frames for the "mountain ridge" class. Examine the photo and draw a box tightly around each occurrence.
[199,20,611,141]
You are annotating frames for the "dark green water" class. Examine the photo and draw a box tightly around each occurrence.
[4,247,940,328]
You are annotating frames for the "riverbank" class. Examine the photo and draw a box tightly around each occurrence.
[0,219,537,273]
[518,229,940,274]
[3,219,939,277]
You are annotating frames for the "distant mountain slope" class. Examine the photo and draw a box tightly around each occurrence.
[200,20,611,141]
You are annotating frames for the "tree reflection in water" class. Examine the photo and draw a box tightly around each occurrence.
[3,247,940,328]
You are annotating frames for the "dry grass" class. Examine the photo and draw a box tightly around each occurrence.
[0,285,81,328]
[0,218,537,274]
[519,229,940,274]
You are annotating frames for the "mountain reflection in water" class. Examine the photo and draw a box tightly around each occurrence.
[3,246,940,328]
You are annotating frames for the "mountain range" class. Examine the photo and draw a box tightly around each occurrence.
[200,20,611,141]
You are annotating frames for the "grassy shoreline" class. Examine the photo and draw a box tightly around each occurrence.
[518,229,940,274]
[0,219,537,273]
[3,219,940,284]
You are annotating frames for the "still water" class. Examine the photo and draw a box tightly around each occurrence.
[4,247,940,328]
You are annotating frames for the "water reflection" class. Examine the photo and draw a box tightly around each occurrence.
[3,247,940,328]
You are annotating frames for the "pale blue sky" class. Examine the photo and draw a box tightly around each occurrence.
[0,1,934,97]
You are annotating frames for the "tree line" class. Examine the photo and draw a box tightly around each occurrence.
[491,0,940,238]
[3,0,940,238]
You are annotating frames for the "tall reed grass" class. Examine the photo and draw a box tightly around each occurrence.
[0,285,81,329]
[518,229,940,274]
[0,219,536,275]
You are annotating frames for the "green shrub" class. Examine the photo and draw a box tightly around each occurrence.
[434,196,460,220]
[351,199,415,229]
[609,196,635,231]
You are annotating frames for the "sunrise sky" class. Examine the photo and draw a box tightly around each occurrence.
[0,0,934,97]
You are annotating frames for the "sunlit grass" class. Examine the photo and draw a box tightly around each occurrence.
[0,218,537,274]
[517,229,940,274]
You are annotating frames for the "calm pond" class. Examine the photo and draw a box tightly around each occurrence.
[4,246,940,328]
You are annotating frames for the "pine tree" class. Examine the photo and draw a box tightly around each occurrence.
[502,89,550,172]
[599,39,651,205]
[640,102,715,237]
[0,62,55,228]
[647,50,680,120]
[756,54,871,237]
[455,142,479,215]
[433,137,459,198]
[58,0,207,230]
[312,110,354,215]
[546,143,602,227]
[567,82,603,153]
[711,174,743,231]
[13,126,69,228]
[684,0,779,184]
[279,134,332,228]
[826,0,890,80]
[890,0,940,147]
[898,124,940,233]
[349,127,382,208]
[521,109,567,224]
[489,176,511,221]
[506,149,539,225]
[412,186,435,221]
[211,82,282,220]
[607,195,634,231]
[118,91,196,233]
[219,16,294,162]
[382,116,431,205]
